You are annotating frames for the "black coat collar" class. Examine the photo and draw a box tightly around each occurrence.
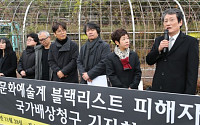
[167,31,186,56]
[55,37,71,52]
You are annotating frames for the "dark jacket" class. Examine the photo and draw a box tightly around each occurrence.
[77,37,111,84]
[17,46,35,79]
[35,45,53,80]
[106,51,141,89]
[146,32,199,94]
[48,37,78,83]
[0,51,17,77]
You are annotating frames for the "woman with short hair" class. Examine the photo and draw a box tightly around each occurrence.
[106,28,141,89]
[17,33,39,79]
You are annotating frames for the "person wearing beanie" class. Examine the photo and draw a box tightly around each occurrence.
[48,22,78,83]
[17,33,39,79]
[105,28,141,89]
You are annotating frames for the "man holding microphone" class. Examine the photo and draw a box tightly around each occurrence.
[146,8,199,95]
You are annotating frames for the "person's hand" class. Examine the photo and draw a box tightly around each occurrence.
[158,40,169,52]
[82,72,90,81]
[128,87,131,90]
[57,71,65,79]
[0,73,4,76]
[20,70,26,77]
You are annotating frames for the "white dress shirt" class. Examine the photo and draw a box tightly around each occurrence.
[168,31,180,51]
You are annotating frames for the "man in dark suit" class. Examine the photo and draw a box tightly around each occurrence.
[146,8,199,95]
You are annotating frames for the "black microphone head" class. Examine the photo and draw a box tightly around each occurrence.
[163,29,169,54]
[164,29,169,40]
[164,29,168,34]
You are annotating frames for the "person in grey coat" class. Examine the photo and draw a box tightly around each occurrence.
[48,22,78,83]
[77,22,111,84]
[35,31,52,80]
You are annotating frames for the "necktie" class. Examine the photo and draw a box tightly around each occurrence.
[168,37,174,51]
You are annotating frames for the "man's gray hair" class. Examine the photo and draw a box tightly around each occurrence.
[161,8,183,23]
[38,30,50,37]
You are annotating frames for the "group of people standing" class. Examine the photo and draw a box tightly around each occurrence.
[0,21,142,89]
[0,8,199,95]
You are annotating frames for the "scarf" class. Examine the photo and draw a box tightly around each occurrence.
[84,37,99,71]
[26,46,35,54]
[114,46,132,70]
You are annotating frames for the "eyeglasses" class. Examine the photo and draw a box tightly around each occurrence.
[27,39,34,42]
[164,18,176,24]
[56,29,66,34]
[39,36,49,42]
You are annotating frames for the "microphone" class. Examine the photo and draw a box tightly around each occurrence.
[163,29,169,53]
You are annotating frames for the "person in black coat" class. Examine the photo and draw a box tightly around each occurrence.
[17,33,39,79]
[0,37,17,77]
[77,22,111,84]
[146,8,199,95]
[48,22,78,83]
[106,29,141,89]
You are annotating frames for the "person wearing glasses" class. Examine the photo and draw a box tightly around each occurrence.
[35,31,52,80]
[146,8,199,95]
[17,33,39,79]
[48,22,78,83]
